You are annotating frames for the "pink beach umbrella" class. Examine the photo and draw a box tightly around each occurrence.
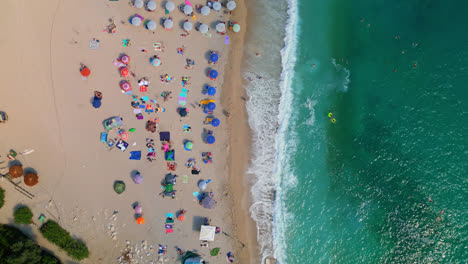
[120,55,130,64]
[133,173,143,184]
[135,205,142,214]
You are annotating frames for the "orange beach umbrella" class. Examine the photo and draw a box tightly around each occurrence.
[24,173,39,186]
[136,217,145,225]
[9,165,23,178]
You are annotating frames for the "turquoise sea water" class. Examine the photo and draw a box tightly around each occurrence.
[269,0,468,263]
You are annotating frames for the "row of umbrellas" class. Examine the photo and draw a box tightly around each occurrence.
[9,165,39,186]
[130,18,240,33]
[133,0,237,13]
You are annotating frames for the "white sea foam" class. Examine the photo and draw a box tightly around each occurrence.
[331,58,351,92]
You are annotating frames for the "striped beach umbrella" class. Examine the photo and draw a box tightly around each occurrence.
[120,67,129,77]
[227,1,236,10]
[183,21,193,31]
[199,23,209,33]
[120,81,132,92]
[165,1,175,11]
[201,6,210,16]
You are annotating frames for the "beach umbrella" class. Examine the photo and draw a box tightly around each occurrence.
[183,21,193,31]
[207,102,216,110]
[150,57,161,66]
[146,0,156,11]
[120,67,129,77]
[92,97,102,108]
[178,214,185,221]
[164,19,173,29]
[206,135,215,144]
[227,1,236,10]
[165,1,175,11]
[146,20,157,30]
[120,54,130,64]
[165,183,174,192]
[131,16,142,26]
[232,23,240,32]
[9,165,23,178]
[165,173,176,184]
[80,67,90,77]
[133,173,143,184]
[216,23,226,32]
[207,86,216,95]
[212,2,221,11]
[201,6,210,16]
[134,205,142,214]
[120,81,132,92]
[183,5,193,15]
[198,180,207,190]
[211,118,220,127]
[210,53,219,63]
[136,216,145,225]
[114,181,126,194]
[119,132,129,140]
[178,108,188,117]
[24,173,39,186]
[134,0,143,8]
[200,196,215,209]
[208,70,218,79]
[184,141,193,150]
[199,23,209,33]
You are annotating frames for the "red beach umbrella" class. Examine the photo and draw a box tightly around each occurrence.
[80,67,91,77]
[136,217,145,225]
[120,67,129,77]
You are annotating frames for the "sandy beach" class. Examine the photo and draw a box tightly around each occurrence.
[0,0,258,263]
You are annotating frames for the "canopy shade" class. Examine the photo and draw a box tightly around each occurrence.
[200,196,216,208]
[227,1,236,10]
[134,0,143,8]
[183,5,193,14]
[216,23,226,32]
[199,225,216,241]
[201,6,210,15]
[165,1,175,11]
[131,16,142,26]
[199,23,209,33]
[164,19,173,29]
[146,0,156,10]
[9,165,23,178]
[212,2,221,11]
[183,21,193,31]
[146,20,157,30]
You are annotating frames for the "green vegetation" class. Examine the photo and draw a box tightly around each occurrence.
[0,224,61,264]
[210,247,220,256]
[0,186,5,209]
[14,206,33,224]
[39,220,89,260]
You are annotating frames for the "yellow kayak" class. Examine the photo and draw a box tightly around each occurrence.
[200,99,215,105]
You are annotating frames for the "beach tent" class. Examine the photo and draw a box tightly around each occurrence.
[133,0,144,8]
[165,1,175,11]
[146,20,157,30]
[182,251,205,264]
[227,1,236,10]
[199,225,216,241]
[114,181,126,194]
[132,173,143,184]
[199,24,209,34]
[183,5,193,15]
[159,131,171,141]
[201,6,210,16]
[198,180,207,190]
[211,118,220,127]
[103,117,123,130]
[131,16,142,26]
[209,53,218,63]
[146,0,156,11]
[24,173,38,187]
[216,23,226,32]
[9,165,23,178]
[164,19,174,29]
[212,2,221,11]
[206,135,215,144]
[200,196,215,209]
[165,150,175,161]
[183,21,193,31]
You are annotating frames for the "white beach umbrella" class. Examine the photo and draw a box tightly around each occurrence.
[201,6,210,16]
[131,16,142,26]
[164,19,173,29]
[165,1,175,11]
[183,5,193,15]
[146,0,157,11]
[227,1,236,10]
[232,23,241,32]
[199,23,209,34]
[146,20,157,30]
[212,2,221,11]
[183,21,193,31]
[216,23,226,32]
[134,0,144,8]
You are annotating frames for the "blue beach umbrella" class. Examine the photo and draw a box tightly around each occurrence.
[211,118,220,127]
[207,102,216,111]
[206,135,215,144]
[208,70,218,79]
[210,53,219,63]
[207,86,216,96]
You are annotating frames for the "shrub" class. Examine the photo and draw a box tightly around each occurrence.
[0,187,5,209]
[14,206,33,224]
[40,220,89,260]
[210,247,220,256]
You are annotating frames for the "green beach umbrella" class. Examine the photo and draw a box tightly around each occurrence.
[184,141,193,150]
[165,184,174,192]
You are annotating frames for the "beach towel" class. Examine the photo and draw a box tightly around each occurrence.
[123,39,130,47]
[136,113,144,120]
[165,229,174,234]
[225,36,229,45]
[179,92,187,97]
[140,86,148,92]
[166,213,174,218]
[100,132,108,143]
[165,224,173,229]
[159,131,170,141]
[183,175,188,183]
[129,151,141,160]
[117,140,129,151]
[133,109,142,114]
[192,191,199,196]
[185,0,193,7]
[141,96,149,102]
